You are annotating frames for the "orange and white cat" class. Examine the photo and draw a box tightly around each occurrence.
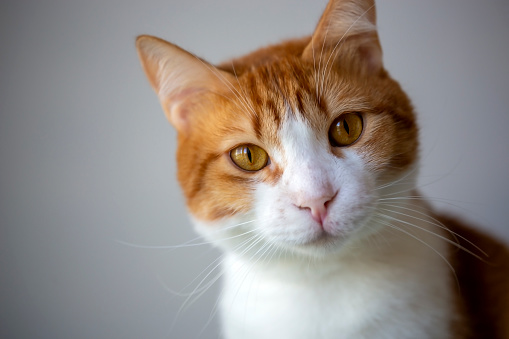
[136,0,509,338]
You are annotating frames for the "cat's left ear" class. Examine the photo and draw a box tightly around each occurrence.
[136,35,235,133]
[302,0,382,74]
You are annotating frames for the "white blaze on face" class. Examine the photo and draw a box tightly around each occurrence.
[254,113,377,254]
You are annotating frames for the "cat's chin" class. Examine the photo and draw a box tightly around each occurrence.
[295,232,345,252]
[281,229,354,258]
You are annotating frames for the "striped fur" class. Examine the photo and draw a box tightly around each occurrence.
[136,0,509,337]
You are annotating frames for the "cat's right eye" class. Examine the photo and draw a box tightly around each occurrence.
[328,113,363,147]
[230,144,269,172]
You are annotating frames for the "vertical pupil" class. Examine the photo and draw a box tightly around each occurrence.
[246,147,252,163]
[343,119,350,135]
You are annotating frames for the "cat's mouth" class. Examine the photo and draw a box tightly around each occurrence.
[289,213,373,255]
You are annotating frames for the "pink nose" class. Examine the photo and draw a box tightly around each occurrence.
[296,192,336,225]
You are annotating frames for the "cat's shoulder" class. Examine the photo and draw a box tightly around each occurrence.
[437,214,509,338]
[439,213,509,266]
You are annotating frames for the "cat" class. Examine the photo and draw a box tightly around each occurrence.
[135,0,509,338]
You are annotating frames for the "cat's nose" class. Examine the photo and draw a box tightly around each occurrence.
[296,192,337,225]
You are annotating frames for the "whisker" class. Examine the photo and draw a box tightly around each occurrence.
[230,61,259,116]
[374,217,460,290]
[167,255,224,333]
[176,232,267,324]
[320,4,375,97]
[376,207,487,260]
[377,196,483,220]
[114,219,259,250]
[192,55,258,120]
[317,12,333,99]
[167,232,257,299]
[310,34,320,102]
[378,202,488,256]
[374,164,419,192]
[221,235,268,313]
[377,164,462,198]
[378,195,472,206]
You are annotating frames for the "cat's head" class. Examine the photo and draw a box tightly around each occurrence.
[136,0,418,259]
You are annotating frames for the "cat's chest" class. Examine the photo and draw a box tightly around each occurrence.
[219,251,453,339]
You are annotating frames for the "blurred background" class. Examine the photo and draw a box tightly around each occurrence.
[1,0,508,338]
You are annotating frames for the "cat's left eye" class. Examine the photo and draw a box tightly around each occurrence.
[230,144,269,172]
[328,112,363,147]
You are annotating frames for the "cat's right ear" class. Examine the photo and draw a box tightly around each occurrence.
[136,35,234,133]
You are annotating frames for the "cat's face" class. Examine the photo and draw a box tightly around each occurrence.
[177,59,417,258]
[137,0,418,258]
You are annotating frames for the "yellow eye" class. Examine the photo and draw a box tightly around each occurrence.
[230,144,269,171]
[329,113,363,147]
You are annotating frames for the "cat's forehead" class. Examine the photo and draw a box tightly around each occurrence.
[229,59,373,142]
[241,59,321,122]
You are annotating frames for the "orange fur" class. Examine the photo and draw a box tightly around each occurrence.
[443,216,509,338]
[136,0,509,337]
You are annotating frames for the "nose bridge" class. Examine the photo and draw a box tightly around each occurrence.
[279,115,335,202]
[284,149,335,205]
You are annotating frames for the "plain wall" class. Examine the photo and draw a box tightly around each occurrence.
[1,1,508,338]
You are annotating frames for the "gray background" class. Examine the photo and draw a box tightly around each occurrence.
[1,0,508,338]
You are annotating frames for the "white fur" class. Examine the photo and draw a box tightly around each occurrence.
[219,220,453,339]
[193,115,454,338]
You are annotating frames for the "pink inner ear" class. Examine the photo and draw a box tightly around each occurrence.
[162,87,208,133]
[358,41,383,73]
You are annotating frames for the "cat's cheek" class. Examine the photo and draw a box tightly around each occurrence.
[326,176,377,235]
